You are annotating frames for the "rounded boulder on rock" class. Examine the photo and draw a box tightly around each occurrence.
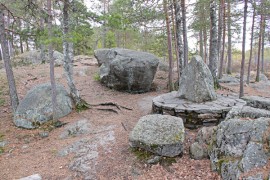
[14,83,73,129]
[95,48,159,93]
[129,114,185,157]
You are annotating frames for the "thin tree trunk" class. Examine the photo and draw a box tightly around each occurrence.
[255,14,264,82]
[19,20,23,54]
[203,27,208,64]
[181,0,188,66]
[173,0,183,77]
[209,0,219,87]
[163,0,174,91]
[247,7,255,84]
[47,0,57,120]
[217,0,223,62]
[261,18,265,73]
[63,0,81,106]
[0,7,19,112]
[40,18,46,63]
[239,0,248,98]
[218,0,226,79]
[226,0,232,74]
[199,29,204,59]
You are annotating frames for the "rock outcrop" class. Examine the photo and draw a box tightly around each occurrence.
[190,126,217,160]
[209,118,270,180]
[95,48,159,93]
[14,83,73,129]
[129,114,185,157]
[16,50,64,65]
[176,55,217,103]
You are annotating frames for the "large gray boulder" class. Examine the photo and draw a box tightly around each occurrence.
[16,50,64,65]
[96,48,159,93]
[209,118,270,179]
[176,55,217,103]
[14,83,73,129]
[129,114,185,157]
[94,48,115,66]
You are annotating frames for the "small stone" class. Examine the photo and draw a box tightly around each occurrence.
[147,156,162,164]
[19,174,42,180]
[189,142,207,160]
[0,141,7,147]
[39,132,49,138]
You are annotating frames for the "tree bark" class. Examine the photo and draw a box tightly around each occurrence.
[163,0,174,91]
[173,0,183,77]
[226,0,232,74]
[47,0,57,120]
[239,0,248,98]
[0,6,19,113]
[261,18,265,73]
[247,7,255,84]
[63,0,82,106]
[199,29,204,59]
[255,14,264,82]
[209,0,219,87]
[181,0,188,67]
[218,0,226,79]
[217,0,223,62]
[203,26,208,64]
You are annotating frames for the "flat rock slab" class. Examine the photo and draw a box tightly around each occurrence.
[152,91,246,128]
[242,96,270,110]
[129,114,185,157]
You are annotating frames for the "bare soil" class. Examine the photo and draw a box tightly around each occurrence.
[0,58,269,179]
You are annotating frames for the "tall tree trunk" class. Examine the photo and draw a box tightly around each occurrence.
[40,18,46,63]
[173,0,183,77]
[217,0,223,62]
[247,7,255,84]
[0,7,19,113]
[261,18,265,73]
[181,0,188,66]
[255,14,264,82]
[6,12,14,58]
[209,0,219,87]
[203,27,208,64]
[218,0,226,79]
[19,20,23,54]
[239,0,248,98]
[226,0,232,74]
[47,0,57,120]
[163,0,174,91]
[199,29,204,59]
[63,0,81,106]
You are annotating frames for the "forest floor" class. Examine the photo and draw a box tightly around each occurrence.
[0,56,269,180]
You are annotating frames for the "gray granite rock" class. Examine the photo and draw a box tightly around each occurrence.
[190,126,217,160]
[218,74,240,84]
[242,173,264,180]
[14,83,73,129]
[19,174,42,180]
[129,114,185,157]
[189,142,206,160]
[60,119,91,139]
[226,105,270,120]
[240,142,268,172]
[96,48,159,93]
[94,48,115,66]
[209,118,270,180]
[176,55,217,103]
[242,96,270,111]
[220,160,241,180]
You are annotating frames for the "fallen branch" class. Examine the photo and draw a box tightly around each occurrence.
[96,108,118,114]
